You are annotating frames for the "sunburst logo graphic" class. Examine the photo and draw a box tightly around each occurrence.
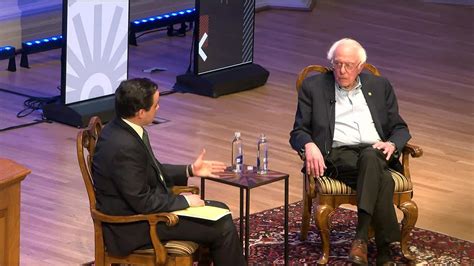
[65,0,129,104]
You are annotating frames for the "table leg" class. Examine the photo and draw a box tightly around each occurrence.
[284,177,289,265]
[200,178,205,200]
[245,188,250,262]
[239,188,244,248]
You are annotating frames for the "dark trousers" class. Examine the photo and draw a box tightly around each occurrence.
[325,145,400,246]
[156,201,246,266]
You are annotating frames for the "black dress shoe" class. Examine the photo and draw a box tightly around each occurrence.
[376,243,394,266]
[349,239,368,265]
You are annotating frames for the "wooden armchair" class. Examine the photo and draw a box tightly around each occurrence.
[77,116,206,266]
[296,64,423,264]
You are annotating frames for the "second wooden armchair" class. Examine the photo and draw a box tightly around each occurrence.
[295,64,423,264]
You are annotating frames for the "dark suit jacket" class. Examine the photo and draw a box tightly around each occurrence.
[92,118,189,256]
[290,71,411,170]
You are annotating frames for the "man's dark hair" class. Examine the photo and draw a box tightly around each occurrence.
[115,78,158,118]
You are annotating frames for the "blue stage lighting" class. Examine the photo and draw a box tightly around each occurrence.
[0,45,17,72]
[129,8,197,45]
[0,46,15,59]
[20,35,63,68]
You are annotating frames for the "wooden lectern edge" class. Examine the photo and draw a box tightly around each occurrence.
[0,158,31,188]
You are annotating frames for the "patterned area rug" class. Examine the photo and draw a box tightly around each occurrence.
[234,201,473,265]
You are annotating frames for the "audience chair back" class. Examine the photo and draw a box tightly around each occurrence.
[295,64,423,265]
[77,116,204,266]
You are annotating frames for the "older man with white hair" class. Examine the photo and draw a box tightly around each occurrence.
[290,38,410,265]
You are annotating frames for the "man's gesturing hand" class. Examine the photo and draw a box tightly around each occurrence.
[192,149,227,178]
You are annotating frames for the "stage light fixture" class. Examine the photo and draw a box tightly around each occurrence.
[20,35,63,68]
[129,8,196,45]
[0,45,16,72]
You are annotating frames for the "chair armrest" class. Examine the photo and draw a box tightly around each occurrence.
[401,143,423,179]
[172,185,200,195]
[91,209,179,265]
[306,172,317,198]
[402,143,423,158]
[91,208,179,226]
[297,152,317,198]
[299,159,316,198]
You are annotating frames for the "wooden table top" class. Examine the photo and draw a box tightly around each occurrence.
[0,158,31,188]
[202,166,288,189]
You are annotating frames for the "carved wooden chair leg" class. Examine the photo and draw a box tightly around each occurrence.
[300,192,312,240]
[399,200,418,261]
[315,204,334,265]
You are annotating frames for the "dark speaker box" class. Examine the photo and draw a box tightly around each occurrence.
[174,63,269,98]
[43,95,115,128]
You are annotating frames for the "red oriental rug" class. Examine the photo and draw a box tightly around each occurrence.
[234,201,473,265]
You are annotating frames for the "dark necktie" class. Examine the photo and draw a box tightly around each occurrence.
[142,129,165,183]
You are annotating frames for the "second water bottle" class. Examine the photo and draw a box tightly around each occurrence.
[257,133,268,174]
[232,132,243,172]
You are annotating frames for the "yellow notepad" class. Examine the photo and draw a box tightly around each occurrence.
[172,206,231,221]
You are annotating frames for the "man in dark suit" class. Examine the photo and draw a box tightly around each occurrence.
[290,38,410,265]
[92,78,245,266]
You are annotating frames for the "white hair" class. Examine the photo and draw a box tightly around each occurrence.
[327,38,367,65]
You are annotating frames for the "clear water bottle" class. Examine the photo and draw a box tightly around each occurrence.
[257,133,268,174]
[231,132,243,173]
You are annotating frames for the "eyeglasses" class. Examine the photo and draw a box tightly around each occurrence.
[331,60,359,71]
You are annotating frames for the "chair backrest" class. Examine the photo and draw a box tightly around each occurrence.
[296,63,381,92]
[77,116,106,263]
[77,116,103,210]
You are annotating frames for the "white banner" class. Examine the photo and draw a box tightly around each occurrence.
[64,0,129,104]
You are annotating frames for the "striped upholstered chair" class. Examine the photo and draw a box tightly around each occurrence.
[296,64,423,265]
[77,116,208,266]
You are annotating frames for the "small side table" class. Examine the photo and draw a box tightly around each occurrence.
[200,166,289,265]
